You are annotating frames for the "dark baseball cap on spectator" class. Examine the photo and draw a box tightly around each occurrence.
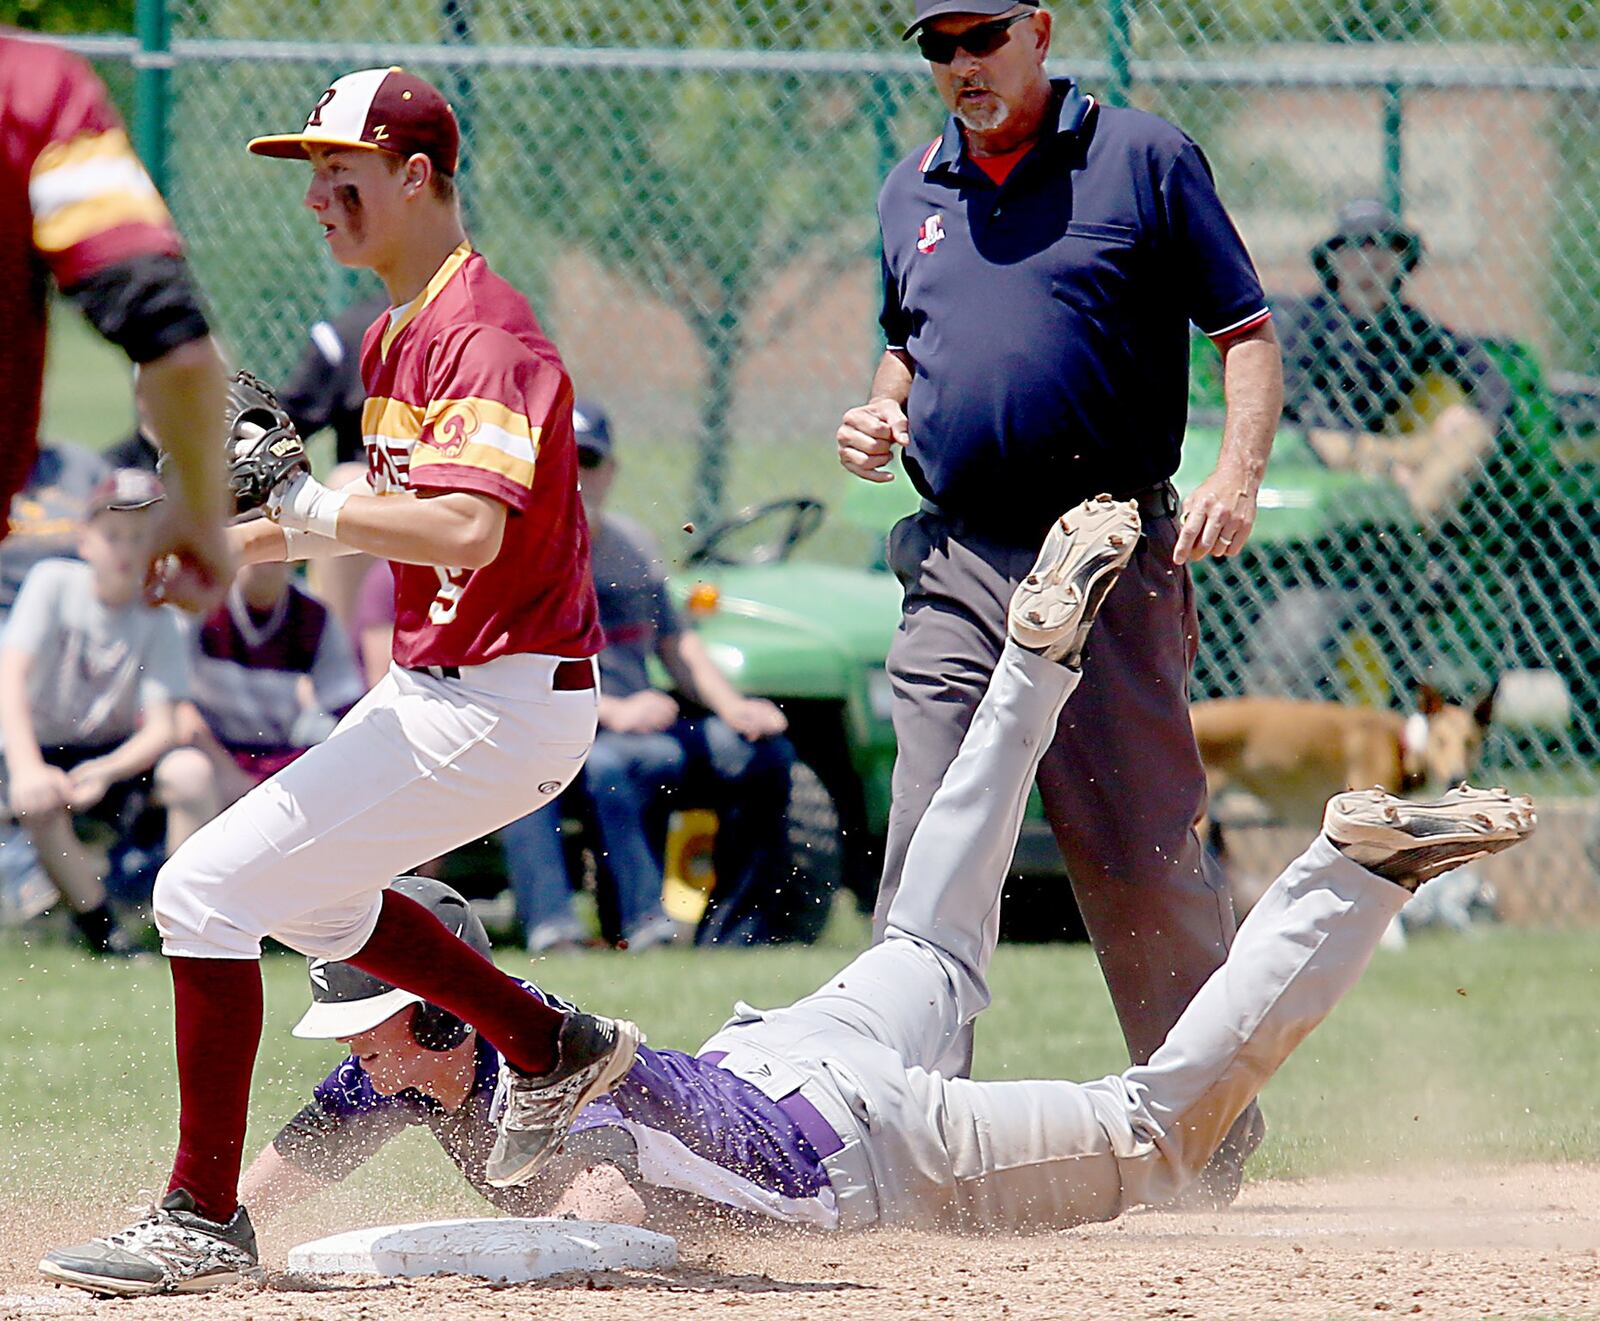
[87,468,164,517]
[573,400,613,461]
[1311,199,1424,283]
[248,67,460,177]
[904,0,1038,39]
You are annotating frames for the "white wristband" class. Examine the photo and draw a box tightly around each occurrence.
[269,472,350,539]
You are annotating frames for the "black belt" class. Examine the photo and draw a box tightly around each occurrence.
[1125,480,1183,520]
[920,480,1180,540]
[407,658,596,690]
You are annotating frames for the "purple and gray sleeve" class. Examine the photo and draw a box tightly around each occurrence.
[271,1057,415,1182]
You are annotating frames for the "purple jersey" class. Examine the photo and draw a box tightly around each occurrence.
[273,981,835,1225]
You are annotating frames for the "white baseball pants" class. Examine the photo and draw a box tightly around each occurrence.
[705,642,1409,1231]
[154,655,596,960]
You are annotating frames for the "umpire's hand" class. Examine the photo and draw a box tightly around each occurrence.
[1174,464,1261,564]
[837,398,910,484]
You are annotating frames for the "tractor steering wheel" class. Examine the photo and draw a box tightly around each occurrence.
[684,498,826,567]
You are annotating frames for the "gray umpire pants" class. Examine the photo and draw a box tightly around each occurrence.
[876,498,1237,1074]
[705,644,1408,1231]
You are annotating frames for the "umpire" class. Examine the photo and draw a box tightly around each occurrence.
[838,1,1283,1201]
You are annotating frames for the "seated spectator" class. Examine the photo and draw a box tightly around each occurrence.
[501,402,795,952]
[0,439,110,615]
[0,470,187,954]
[156,556,366,849]
[1277,200,1510,517]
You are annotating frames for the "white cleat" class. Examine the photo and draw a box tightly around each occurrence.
[1008,494,1142,667]
[1323,784,1536,891]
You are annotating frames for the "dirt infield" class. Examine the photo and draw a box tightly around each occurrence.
[4,1165,1599,1320]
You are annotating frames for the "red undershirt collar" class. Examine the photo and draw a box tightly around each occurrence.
[969,140,1036,185]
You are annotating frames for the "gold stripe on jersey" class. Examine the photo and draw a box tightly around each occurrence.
[380,241,474,360]
[362,395,426,443]
[418,396,539,488]
[30,127,172,254]
[364,397,538,451]
[413,433,537,488]
[424,396,537,447]
[31,127,140,177]
[33,190,173,254]
[364,393,541,490]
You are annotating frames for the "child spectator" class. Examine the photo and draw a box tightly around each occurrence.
[0,470,187,953]
[0,440,110,616]
[156,558,365,847]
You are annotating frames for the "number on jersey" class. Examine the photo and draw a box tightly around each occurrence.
[430,565,472,625]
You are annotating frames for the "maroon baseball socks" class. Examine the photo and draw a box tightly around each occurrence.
[166,957,263,1224]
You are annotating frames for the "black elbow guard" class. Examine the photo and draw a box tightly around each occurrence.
[62,252,211,365]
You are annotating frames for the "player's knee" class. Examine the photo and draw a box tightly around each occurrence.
[151,847,209,941]
[154,746,216,811]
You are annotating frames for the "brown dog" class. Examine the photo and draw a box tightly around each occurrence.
[1192,685,1496,828]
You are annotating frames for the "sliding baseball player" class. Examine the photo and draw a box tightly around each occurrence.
[217,499,1532,1249]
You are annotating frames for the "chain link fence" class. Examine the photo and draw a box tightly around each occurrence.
[41,1,1600,912]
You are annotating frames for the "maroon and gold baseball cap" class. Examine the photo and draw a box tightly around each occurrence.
[248,67,459,176]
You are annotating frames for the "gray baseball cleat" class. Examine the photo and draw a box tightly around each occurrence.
[39,1189,259,1297]
[1008,494,1142,667]
[1323,784,1537,891]
[486,1010,642,1188]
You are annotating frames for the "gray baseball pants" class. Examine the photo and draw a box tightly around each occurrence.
[704,643,1407,1232]
[876,500,1236,1073]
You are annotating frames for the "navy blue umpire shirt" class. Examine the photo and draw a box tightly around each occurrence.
[879,80,1270,541]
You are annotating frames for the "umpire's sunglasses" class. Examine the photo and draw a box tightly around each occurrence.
[916,12,1034,64]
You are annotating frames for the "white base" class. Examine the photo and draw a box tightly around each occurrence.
[288,1217,677,1284]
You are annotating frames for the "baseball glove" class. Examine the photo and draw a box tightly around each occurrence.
[225,370,311,515]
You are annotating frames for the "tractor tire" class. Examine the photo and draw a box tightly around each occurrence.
[772,760,844,944]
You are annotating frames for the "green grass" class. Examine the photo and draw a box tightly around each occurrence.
[1,927,1597,1212]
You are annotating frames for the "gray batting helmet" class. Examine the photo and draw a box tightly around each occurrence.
[291,876,491,1047]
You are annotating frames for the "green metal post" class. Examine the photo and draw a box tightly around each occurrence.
[871,75,897,273]
[1105,0,1132,108]
[441,0,475,224]
[1382,81,1403,217]
[867,74,898,362]
[133,0,170,196]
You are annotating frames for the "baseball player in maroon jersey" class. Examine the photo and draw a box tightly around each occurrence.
[42,68,639,1297]
[0,30,229,610]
